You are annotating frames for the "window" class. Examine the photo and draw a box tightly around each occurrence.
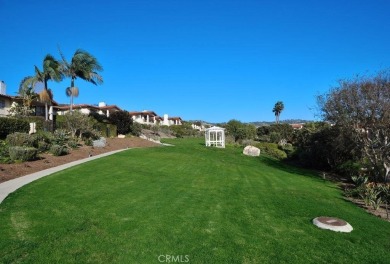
[0,99,5,109]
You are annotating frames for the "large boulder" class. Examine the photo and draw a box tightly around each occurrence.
[93,137,106,148]
[243,145,260,157]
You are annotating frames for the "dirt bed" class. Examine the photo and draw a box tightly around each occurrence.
[0,137,160,183]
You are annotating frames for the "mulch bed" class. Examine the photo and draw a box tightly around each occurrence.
[0,137,160,183]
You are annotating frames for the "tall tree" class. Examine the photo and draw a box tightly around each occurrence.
[20,54,62,120]
[59,49,103,111]
[17,77,39,116]
[318,71,390,182]
[272,101,284,123]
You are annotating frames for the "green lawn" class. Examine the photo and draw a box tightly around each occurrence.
[0,138,389,263]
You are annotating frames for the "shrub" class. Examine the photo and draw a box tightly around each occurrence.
[278,143,295,157]
[266,147,288,160]
[255,142,287,160]
[33,131,53,152]
[129,122,142,136]
[20,116,46,131]
[84,138,93,146]
[0,140,10,163]
[9,146,38,161]
[6,132,38,148]
[0,117,29,139]
[49,144,68,156]
[94,122,117,137]
[52,129,70,146]
[338,161,362,178]
[67,139,80,149]
[269,132,282,143]
[109,110,133,135]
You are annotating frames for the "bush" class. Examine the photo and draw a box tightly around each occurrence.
[52,129,70,146]
[337,161,362,178]
[129,122,142,136]
[278,143,295,157]
[0,140,10,163]
[269,132,282,143]
[0,117,29,139]
[6,132,38,147]
[67,139,79,149]
[84,138,93,146]
[255,142,287,160]
[49,144,69,156]
[20,116,46,131]
[266,147,288,160]
[33,131,53,152]
[109,110,133,135]
[9,146,38,161]
[94,122,117,137]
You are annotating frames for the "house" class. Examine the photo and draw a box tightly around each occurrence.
[168,116,182,126]
[191,123,205,131]
[291,123,304,129]
[0,93,14,117]
[0,85,52,119]
[55,102,121,117]
[129,111,184,126]
[129,110,159,125]
[160,114,183,126]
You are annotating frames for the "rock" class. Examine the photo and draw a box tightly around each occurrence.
[243,145,260,157]
[93,137,106,148]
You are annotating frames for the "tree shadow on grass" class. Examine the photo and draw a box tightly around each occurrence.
[260,155,325,182]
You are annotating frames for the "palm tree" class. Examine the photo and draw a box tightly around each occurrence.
[21,54,62,120]
[18,77,39,116]
[59,48,103,111]
[272,101,284,124]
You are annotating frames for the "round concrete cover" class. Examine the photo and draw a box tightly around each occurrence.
[313,216,353,233]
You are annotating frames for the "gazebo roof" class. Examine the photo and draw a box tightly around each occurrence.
[206,126,225,131]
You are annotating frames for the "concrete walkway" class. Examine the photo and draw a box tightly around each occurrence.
[0,149,127,204]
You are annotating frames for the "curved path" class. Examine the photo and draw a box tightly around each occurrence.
[0,149,127,204]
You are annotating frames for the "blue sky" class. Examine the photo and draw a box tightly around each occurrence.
[1,0,389,123]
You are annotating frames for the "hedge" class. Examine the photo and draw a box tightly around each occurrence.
[0,117,29,139]
[9,146,38,161]
[6,132,38,147]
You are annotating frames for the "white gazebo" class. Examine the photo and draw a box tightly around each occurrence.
[205,126,225,148]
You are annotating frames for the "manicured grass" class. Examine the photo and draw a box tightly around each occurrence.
[0,138,389,263]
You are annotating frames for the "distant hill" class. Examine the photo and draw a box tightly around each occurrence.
[187,119,313,127]
[250,119,312,126]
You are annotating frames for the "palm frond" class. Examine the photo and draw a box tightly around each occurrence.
[19,76,36,95]
[42,54,63,82]
[39,89,53,103]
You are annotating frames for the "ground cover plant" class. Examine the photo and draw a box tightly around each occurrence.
[0,138,389,263]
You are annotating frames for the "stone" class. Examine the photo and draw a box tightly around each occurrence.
[243,145,260,157]
[93,137,106,148]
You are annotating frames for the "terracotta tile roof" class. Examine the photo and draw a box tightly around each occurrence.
[99,105,121,111]
[129,110,158,117]
[54,104,122,112]
[169,117,182,121]
[0,94,14,100]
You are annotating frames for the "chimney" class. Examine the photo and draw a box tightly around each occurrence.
[0,81,6,95]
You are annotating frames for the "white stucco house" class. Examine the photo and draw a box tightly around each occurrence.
[55,102,121,117]
[129,111,183,126]
[0,94,14,117]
